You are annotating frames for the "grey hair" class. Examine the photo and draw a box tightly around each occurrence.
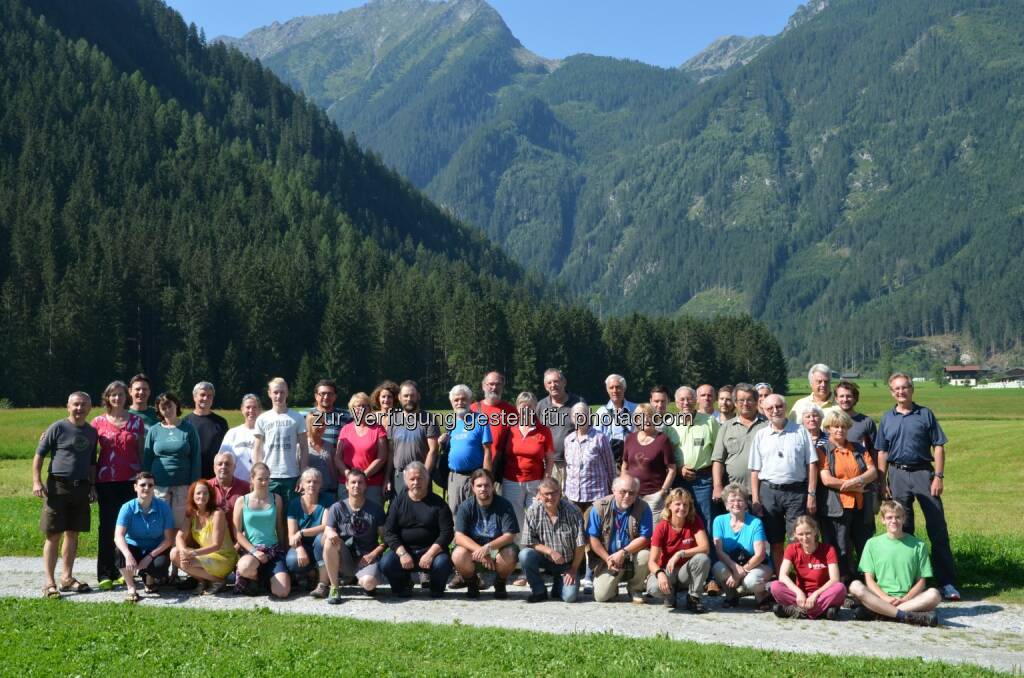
[193,381,216,395]
[802,404,825,420]
[403,461,428,478]
[764,393,787,409]
[300,467,322,484]
[674,386,695,399]
[570,401,590,426]
[888,371,913,385]
[605,374,627,389]
[67,391,92,404]
[515,391,538,409]
[448,384,473,401]
[538,477,561,494]
[733,382,756,398]
[240,393,262,408]
[213,451,236,465]
[807,364,832,384]
[613,474,640,493]
[543,368,566,382]
[723,482,748,503]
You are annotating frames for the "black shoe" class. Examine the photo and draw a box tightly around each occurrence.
[466,576,480,599]
[854,605,877,621]
[448,572,467,589]
[176,576,199,591]
[429,590,445,599]
[723,594,740,608]
[686,595,707,614]
[526,592,547,603]
[825,606,839,621]
[394,587,413,599]
[493,578,507,600]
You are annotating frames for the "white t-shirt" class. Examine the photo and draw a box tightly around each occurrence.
[254,409,306,478]
[218,424,257,482]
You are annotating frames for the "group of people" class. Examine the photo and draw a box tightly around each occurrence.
[33,364,956,626]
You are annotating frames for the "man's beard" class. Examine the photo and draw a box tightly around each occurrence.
[483,389,499,404]
[403,401,418,412]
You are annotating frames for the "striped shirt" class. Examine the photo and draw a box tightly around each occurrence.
[563,428,617,503]
[523,498,585,563]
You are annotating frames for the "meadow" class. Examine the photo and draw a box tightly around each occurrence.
[1,382,1022,601]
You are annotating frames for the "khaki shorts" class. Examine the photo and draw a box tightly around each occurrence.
[40,476,91,534]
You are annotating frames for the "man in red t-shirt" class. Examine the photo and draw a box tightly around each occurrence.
[470,371,517,484]
[208,452,250,547]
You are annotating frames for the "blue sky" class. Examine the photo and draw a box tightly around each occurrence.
[166,0,805,68]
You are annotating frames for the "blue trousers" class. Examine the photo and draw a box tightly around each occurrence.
[519,547,579,602]
[677,473,717,573]
[380,548,452,596]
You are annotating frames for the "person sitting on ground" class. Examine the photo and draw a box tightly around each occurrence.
[322,469,387,604]
[452,469,519,599]
[170,479,238,595]
[380,462,454,598]
[114,472,176,602]
[232,462,290,598]
[587,474,653,603]
[646,488,710,612]
[285,468,330,597]
[519,478,586,603]
[849,500,940,627]
[769,515,846,619]
[712,482,772,609]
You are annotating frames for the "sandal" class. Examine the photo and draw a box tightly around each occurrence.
[59,578,91,593]
[143,577,159,595]
[42,585,61,599]
[125,590,140,603]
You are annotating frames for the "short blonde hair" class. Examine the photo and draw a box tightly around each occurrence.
[822,409,853,430]
[267,377,288,390]
[880,500,906,520]
[348,392,371,411]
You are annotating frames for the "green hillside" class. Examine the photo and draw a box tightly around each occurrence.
[226,0,1024,369]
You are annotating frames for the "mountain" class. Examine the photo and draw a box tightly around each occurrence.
[0,0,787,405]
[223,0,1024,371]
[680,35,773,82]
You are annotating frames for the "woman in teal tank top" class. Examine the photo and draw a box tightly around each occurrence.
[233,462,290,598]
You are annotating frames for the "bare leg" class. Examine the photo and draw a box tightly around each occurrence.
[270,572,291,598]
[43,533,61,588]
[323,541,341,588]
[495,547,518,580]
[236,555,259,580]
[849,580,899,619]
[897,588,941,613]
[60,531,79,584]
[452,547,475,579]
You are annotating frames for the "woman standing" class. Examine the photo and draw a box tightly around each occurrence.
[502,392,555,539]
[306,413,338,504]
[337,392,389,505]
[142,393,200,532]
[621,403,676,515]
[92,380,144,590]
[233,462,290,598]
[218,393,262,483]
[114,472,176,602]
[170,479,238,594]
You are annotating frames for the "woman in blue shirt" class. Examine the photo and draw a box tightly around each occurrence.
[285,468,329,596]
[712,482,773,610]
[114,472,177,602]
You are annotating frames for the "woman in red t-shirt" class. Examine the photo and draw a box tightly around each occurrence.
[646,488,710,612]
[770,515,847,619]
[336,393,389,506]
[502,392,554,545]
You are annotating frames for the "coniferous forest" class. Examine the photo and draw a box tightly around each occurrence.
[0,0,788,406]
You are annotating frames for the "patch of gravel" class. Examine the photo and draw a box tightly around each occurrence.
[3,557,1022,672]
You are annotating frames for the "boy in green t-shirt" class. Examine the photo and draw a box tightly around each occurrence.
[849,500,941,627]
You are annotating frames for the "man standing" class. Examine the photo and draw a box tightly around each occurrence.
[519,479,586,603]
[127,374,158,431]
[648,385,671,432]
[876,373,959,600]
[711,383,766,500]
[184,381,229,479]
[452,470,519,599]
[380,462,454,598]
[444,384,492,514]
[595,374,636,465]
[666,386,719,534]
[789,364,835,423]
[33,391,98,598]
[749,394,817,575]
[470,371,516,482]
[310,379,352,454]
[835,381,877,453]
[208,451,250,544]
[587,475,653,603]
[253,378,308,504]
[696,384,717,417]
[388,380,440,495]
[715,385,736,423]
[537,368,583,488]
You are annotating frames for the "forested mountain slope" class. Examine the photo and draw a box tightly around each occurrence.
[228,0,1024,367]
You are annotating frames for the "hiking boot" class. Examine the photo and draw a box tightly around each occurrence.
[854,605,878,621]
[493,577,508,600]
[448,572,467,589]
[327,586,343,605]
[774,603,806,619]
[686,595,707,614]
[825,606,840,621]
[904,611,939,627]
[466,575,481,599]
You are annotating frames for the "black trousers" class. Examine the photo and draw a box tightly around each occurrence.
[96,481,136,581]
[888,466,956,587]
[824,508,874,580]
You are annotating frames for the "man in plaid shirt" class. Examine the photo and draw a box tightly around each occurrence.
[518,479,586,603]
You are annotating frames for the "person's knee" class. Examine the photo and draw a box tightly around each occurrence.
[169,547,181,566]
[518,547,537,569]
[919,587,941,609]
[848,580,866,599]
[271,575,291,598]
[593,576,618,602]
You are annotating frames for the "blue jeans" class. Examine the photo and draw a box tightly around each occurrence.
[678,473,716,572]
[286,535,323,575]
[519,547,579,602]
[380,548,453,596]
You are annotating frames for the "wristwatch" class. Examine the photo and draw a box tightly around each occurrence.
[935,472,944,479]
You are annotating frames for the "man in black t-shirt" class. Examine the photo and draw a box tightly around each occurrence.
[184,381,229,479]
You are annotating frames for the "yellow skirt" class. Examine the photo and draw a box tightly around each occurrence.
[197,550,238,579]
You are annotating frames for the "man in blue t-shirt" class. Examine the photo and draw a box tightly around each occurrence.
[443,384,493,515]
[452,469,519,599]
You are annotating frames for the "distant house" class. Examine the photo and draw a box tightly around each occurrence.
[944,365,983,387]
[840,372,860,380]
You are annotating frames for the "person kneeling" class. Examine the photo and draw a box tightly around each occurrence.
[321,469,387,604]
[711,483,773,609]
[519,479,586,603]
[769,515,846,619]
[587,474,653,603]
[452,469,519,599]
[647,489,710,612]
[849,500,940,627]
[170,479,238,595]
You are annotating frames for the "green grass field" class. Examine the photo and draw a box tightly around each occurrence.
[0,598,1003,676]
[2,383,1022,600]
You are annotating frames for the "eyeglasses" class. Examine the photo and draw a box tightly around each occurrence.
[615,489,637,496]
[764,405,785,411]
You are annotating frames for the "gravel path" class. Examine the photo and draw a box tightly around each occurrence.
[4,557,1022,672]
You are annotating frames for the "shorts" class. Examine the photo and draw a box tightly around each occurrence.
[114,543,171,580]
[254,546,289,585]
[153,484,189,530]
[40,476,91,534]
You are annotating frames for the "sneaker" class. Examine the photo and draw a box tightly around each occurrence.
[686,595,707,614]
[581,577,593,594]
[448,572,467,589]
[327,586,343,605]
[773,603,806,619]
[941,584,961,601]
[631,593,645,605]
[904,611,939,627]
[466,576,480,599]
[97,579,114,592]
[493,578,508,600]
[526,592,548,603]
[113,576,125,587]
[704,580,721,597]
[825,606,840,621]
[854,605,878,622]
